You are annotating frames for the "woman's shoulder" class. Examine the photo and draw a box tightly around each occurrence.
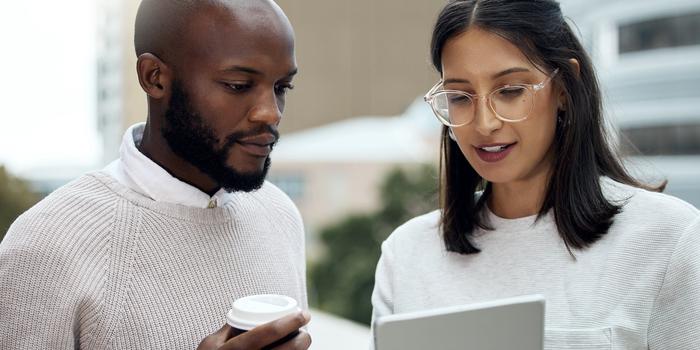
[603,177,699,227]
[384,210,443,249]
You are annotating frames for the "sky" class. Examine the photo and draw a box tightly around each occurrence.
[0,1,100,177]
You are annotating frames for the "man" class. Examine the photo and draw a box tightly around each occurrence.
[0,0,311,349]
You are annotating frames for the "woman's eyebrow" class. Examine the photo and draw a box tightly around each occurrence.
[492,67,531,79]
[443,67,532,85]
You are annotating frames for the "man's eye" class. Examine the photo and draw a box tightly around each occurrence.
[275,83,294,95]
[225,83,251,92]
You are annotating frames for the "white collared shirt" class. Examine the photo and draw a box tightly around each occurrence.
[103,123,235,208]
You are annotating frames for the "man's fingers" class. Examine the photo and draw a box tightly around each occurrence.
[270,330,312,350]
[198,324,236,349]
[225,311,311,349]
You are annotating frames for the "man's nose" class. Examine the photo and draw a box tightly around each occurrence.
[248,92,282,126]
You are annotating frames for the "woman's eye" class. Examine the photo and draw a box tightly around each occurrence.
[448,94,472,105]
[498,86,526,98]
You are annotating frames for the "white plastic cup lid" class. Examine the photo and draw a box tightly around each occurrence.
[226,294,300,331]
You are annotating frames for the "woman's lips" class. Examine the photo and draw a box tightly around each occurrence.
[473,142,516,163]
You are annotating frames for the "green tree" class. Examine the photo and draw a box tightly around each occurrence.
[309,164,438,325]
[0,166,40,241]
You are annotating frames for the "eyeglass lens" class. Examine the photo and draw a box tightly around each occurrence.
[432,86,533,125]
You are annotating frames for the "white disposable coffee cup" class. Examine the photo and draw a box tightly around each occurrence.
[226,294,300,331]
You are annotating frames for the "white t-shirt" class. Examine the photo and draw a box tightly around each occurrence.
[372,178,700,349]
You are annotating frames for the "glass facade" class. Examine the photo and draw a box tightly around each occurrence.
[621,123,700,155]
[619,12,700,53]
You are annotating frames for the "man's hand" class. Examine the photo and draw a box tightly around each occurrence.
[198,311,312,350]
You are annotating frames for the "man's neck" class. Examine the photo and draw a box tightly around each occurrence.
[138,123,220,196]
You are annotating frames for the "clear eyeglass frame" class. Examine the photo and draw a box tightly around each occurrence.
[423,68,559,127]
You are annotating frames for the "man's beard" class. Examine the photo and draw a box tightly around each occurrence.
[161,80,278,193]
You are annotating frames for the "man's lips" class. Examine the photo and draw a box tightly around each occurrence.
[238,134,276,146]
[236,134,277,157]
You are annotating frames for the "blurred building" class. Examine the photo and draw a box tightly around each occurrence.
[269,98,440,256]
[274,0,444,131]
[96,0,145,164]
[95,0,445,165]
[561,0,700,206]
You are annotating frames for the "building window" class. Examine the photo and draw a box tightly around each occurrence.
[619,12,700,54]
[99,87,109,101]
[269,174,305,200]
[621,123,700,155]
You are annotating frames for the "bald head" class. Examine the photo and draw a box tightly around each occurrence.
[134,0,293,60]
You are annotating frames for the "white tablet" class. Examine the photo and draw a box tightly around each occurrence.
[373,294,545,350]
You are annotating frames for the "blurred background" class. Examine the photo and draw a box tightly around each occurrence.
[1,0,699,348]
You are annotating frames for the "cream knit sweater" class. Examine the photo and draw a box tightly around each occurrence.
[0,172,307,349]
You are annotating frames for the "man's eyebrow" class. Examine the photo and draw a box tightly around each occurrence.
[221,66,263,75]
[220,66,298,79]
[443,67,532,85]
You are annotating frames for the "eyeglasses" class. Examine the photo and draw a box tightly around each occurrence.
[423,68,559,127]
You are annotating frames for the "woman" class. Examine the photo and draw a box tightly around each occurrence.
[371,0,700,348]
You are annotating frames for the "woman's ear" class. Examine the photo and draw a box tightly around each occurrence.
[558,58,581,109]
[136,53,172,100]
[568,58,580,79]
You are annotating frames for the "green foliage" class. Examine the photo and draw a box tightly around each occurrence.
[309,164,438,325]
[0,166,39,241]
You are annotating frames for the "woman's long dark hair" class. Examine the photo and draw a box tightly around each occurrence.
[433,0,664,255]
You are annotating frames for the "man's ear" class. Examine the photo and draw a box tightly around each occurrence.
[136,53,171,99]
